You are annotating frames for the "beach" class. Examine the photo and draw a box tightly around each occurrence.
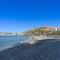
[0,38,60,60]
[24,35,60,44]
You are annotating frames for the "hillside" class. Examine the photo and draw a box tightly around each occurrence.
[24,26,60,36]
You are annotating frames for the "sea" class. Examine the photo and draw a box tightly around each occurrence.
[0,35,30,51]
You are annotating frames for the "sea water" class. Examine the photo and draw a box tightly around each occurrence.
[0,35,29,51]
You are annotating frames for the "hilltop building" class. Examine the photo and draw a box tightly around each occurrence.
[41,26,60,31]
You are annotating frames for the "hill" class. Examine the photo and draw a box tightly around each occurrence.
[24,26,60,36]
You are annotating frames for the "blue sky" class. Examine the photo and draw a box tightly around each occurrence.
[0,0,60,32]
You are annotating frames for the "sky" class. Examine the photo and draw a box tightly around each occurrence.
[0,0,60,32]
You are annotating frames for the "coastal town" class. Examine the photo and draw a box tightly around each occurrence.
[0,32,24,35]
[0,26,60,36]
[25,26,60,36]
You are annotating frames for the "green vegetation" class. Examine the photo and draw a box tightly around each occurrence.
[25,27,60,36]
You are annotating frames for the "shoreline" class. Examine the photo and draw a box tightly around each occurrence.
[24,35,60,44]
